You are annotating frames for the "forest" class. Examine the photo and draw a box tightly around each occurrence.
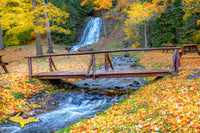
[0,0,200,52]
[0,0,200,132]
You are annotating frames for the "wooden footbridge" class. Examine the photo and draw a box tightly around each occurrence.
[24,47,181,79]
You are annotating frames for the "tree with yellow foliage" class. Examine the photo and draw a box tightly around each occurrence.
[124,0,175,48]
[31,0,71,55]
[117,0,132,12]
[0,0,70,55]
[0,0,34,46]
[182,0,200,42]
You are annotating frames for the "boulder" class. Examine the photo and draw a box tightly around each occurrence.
[124,52,130,57]
[129,63,137,67]
[129,80,141,87]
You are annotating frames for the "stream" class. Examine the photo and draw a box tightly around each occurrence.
[1,17,144,133]
[0,55,144,133]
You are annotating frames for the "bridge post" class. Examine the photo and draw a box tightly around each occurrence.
[105,53,114,71]
[170,49,180,73]
[92,54,96,79]
[105,53,109,71]
[170,49,176,73]
[28,57,32,76]
[49,56,53,72]
[175,49,180,72]
[49,56,57,72]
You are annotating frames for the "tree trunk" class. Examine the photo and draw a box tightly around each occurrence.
[32,0,43,56]
[144,22,148,48]
[102,10,108,37]
[36,33,43,56]
[0,25,5,50]
[41,0,54,53]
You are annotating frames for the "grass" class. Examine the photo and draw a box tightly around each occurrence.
[105,42,122,50]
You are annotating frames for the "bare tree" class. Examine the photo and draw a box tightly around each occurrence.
[144,22,148,48]
[102,9,108,37]
[0,25,5,50]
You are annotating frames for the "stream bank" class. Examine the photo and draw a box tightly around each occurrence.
[0,55,144,133]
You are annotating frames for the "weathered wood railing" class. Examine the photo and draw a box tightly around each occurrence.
[24,47,181,79]
[0,55,9,73]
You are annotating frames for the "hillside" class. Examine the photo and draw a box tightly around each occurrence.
[93,27,126,50]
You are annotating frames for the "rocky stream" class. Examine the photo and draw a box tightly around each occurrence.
[0,55,144,133]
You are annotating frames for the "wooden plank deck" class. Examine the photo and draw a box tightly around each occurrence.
[26,48,181,79]
[32,69,170,79]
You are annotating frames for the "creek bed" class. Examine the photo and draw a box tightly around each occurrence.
[0,55,144,133]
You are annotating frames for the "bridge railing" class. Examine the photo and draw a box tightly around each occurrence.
[24,47,181,77]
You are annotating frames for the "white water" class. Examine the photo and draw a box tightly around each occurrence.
[71,17,102,51]
[0,56,143,133]
[0,91,119,133]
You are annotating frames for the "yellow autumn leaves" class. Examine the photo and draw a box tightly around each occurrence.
[1,44,200,132]
[58,50,200,132]
[0,73,53,120]
[81,0,113,10]
[0,0,70,45]
[0,45,105,121]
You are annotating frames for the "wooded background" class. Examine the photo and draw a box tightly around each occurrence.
[0,0,199,53]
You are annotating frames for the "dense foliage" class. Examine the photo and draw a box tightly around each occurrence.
[139,0,199,47]
[124,0,200,48]
[0,0,70,46]
[1,0,200,47]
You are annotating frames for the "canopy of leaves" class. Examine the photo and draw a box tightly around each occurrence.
[138,0,199,47]
[124,0,200,47]
[182,0,200,43]
[124,0,170,40]
[81,0,113,11]
[0,0,70,46]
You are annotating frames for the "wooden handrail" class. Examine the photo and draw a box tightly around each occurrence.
[25,47,181,77]
[24,47,181,59]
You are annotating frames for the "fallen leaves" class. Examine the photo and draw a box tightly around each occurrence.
[58,50,200,132]
[1,45,200,132]
[63,73,200,132]
[0,73,53,120]
[0,45,67,121]
[0,44,104,121]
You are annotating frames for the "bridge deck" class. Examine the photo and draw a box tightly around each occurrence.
[32,69,169,79]
[25,48,181,79]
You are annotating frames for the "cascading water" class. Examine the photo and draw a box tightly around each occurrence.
[71,17,102,51]
[0,91,120,133]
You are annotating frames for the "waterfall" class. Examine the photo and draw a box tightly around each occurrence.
[71,17,102,51]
